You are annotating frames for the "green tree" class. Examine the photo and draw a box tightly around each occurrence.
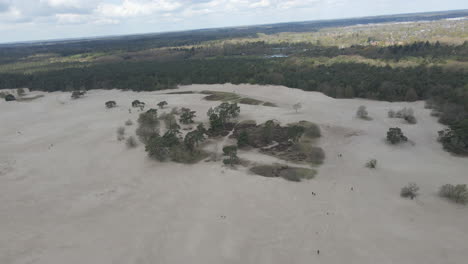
[222,145,239,166]
[179,107,196,124]
[387,127,408,144]
[157,101,168,109]
[237,130,249,148]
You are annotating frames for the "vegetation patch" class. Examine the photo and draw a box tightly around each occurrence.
[201,90,240,101]
[165,91,195,94]
[238,97,263,105]
[250,164,316,182]
[439,184,468,204]
[262,102,277,107]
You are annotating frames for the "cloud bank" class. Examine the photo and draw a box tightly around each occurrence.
[0,0,465,43]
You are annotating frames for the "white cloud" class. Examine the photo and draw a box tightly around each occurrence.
[97,0,182,17]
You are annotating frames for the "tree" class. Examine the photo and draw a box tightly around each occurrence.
[105,101,117,108]
[438,119,468,155]
[145,130,180,161]
[262,120,275,144]
[439,184,468,204]
[387,127,408,144]
[125,119,133,126]
[157,101,168,109]
[132,100,145,109]
[287,125,305,143]
[405,88,419,102]
[208,102,240,125]
[136,109,160,144]
[209,113,224,132]
[356,105,370,120]
[237,130,249,148]
[179,107,196,124]
[222,145,239,166]
[184,124,206,152]
[293,102,302,113]
[4,94,15,101]
[401,183,419,199]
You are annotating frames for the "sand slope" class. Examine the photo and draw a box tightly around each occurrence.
[1,84,467,264]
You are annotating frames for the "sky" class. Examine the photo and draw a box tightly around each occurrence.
[0,0,466,43]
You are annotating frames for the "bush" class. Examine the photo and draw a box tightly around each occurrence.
[157,101,168,109]
[117,126,125,141]
[439,184,468,204]
[400,183,419,199]
[126,136,138,148]
[125,119,133,126]
[105,101,117,108]
[4,94,16,101]
[71,90,86,99]
[387,127,408,144]
[389,107,417,124]
[179,107,196,124]
[366,159,377,169]
[437,119,468,155]
[222,145,239,166]
[356,105,371,120]
[309,146,326,164]
[237,130,249,148]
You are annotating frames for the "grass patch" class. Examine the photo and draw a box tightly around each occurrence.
[263,102,277,107]
[288,121,321,138]
[201,90,240,101]
[250,164,316,182]
[165,91,195,94]
[239,97,263,105]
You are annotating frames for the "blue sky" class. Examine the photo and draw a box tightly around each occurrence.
[0,0,466,43]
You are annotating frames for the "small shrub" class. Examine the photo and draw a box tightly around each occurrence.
[0,91,6,98]
[387,127,408,144]
[404,115,417,124]
[237,130,250,148]
[126,136,138,148]
[105,101,117,108]
[400,183,419,199]
[71,90,86,99]
[366,159,377,169]
[117,126,126,141]
[157,101,168,109]
[125,119,133,126]
[222,145,239,166]
[388,110,395,118]
[356,105,371,120]
[5,94,16,101]
[439,184,468,204]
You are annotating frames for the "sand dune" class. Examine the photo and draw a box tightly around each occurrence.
[1,84,467,264]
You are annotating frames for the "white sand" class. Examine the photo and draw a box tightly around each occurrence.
[1,84,467,264]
